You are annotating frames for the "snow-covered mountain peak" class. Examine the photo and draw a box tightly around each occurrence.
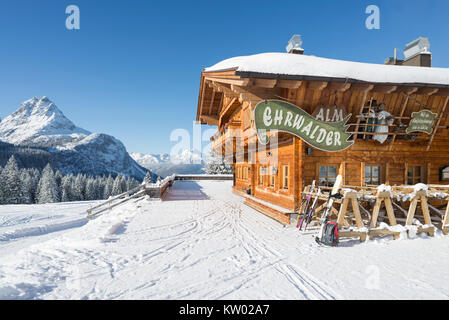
[0,96,90,146]
[0,97,152,180]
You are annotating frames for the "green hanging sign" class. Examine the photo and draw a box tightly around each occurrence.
[406,109,438,134]
[253,100,353,152]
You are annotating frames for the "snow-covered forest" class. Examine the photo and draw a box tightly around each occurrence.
[0,155,141,205]
[204,151,233,175]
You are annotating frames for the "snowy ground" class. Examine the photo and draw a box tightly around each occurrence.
[1,180,449,300]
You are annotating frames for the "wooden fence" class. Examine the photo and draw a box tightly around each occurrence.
[86,175,176,219]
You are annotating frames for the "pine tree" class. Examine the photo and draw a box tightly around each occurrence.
[85,178,96,201]
[111,175,123,196]
[36,163,59,204]
[204,151,233,175]
[119,175,127,192]
[104,175,113,199]
[143,172,152,184]
[20,169,33,204]
[0,156,27,204]
[0,165,4,204]
[29,168,40,203]
[72,174,86,201]
[97,176,106,200]
[54,170,63,201]
[61,175,73,202]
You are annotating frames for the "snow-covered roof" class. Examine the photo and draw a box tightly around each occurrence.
[204,53,449,87]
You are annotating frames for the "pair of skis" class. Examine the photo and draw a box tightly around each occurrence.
[315,175,343,245]
[296,180,314,230]
[297,181,320,231]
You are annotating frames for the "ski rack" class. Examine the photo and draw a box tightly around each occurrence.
[368,191,401,240]
[336,191,367,242]
[301,183,449,243]
[443,196,449,235]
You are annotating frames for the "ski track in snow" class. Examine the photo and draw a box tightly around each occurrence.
[1,181,449,300]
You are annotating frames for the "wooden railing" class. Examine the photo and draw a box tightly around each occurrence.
[86,174,231,219]
[86,184,146,219]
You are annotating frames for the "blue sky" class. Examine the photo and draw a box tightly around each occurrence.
[0,0,448,154]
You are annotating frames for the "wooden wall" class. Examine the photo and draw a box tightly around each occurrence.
[213,81,449,211]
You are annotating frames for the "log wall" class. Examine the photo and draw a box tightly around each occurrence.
[207,79,449,218]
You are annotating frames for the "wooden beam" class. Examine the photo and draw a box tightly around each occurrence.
[371,85,398,94]
[249,78,277,88]
[415,87,439,96]
[230,85,281,107]
[328,82,352,92]
[434,88,449,97]
[307,81,328,91]
[208,90,216,115]
[396,87,419,95]
[427,96,449,151]
[204,76,250,87]
[350,84,374,92]
[389,94,410,150]
[351,91,370,148]
[276,80,303,89]
[217,93,224,115]
[210,82,240,99]
[219,97,239,128]
[199,78,207,121]
[200,115,219,125]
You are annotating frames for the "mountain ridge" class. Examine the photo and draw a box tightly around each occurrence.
[0,97,155,181]
[131,150,205,178]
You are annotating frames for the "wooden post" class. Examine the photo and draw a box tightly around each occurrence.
[384,197,397,226]
[293,138,304,211]
[360,162,365,186]
[389,94,409,151]
[369,191,400,240]
[427,96,449,151]
[337,192,366,242]
[385,163,390,185]
[337,197,350,226]
[442,196,449,235]
[297,185,311,213]
[405,190,434,236]
[351,90,371,149]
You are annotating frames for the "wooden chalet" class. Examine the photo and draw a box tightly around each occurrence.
[196,40,449,236]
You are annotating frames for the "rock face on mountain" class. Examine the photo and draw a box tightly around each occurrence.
[0,97,154,181]
[0,96,89,148]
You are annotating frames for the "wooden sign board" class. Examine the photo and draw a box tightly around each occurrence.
[312,105,348,122]
[253,100,353,152]
[406,109,437,134]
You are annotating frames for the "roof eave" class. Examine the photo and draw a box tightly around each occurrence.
[234,70,449,89]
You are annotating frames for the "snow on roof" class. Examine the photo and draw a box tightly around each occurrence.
[204,52,449,87]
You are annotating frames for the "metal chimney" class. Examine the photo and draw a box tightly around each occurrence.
[286,35,304,54]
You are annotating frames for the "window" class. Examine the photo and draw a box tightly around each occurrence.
[319,166,337,187]
[243,167,247,180]
[282,165,289,190]
[269,166,275,187]
[259,167,264,185]
[365,166,380,185]
[408,166,423,185]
